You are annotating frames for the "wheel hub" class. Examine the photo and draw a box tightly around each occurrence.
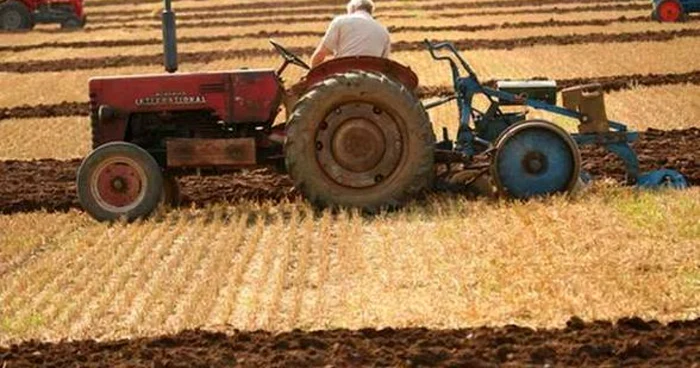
[522,151,548,174]
[658,1,682,21]
[331,118,386,173]
[492,121,580,199]
[315,103,403,189]
[2,11,21,29]
[94,161,144,209]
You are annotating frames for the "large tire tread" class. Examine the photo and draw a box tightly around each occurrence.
[285,71,434,211]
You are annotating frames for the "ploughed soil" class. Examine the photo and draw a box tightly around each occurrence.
[86,0,637,15]
[4,28,700,73]
[1,317,698,367]
[0,128,697,215]
[1,14,658,53]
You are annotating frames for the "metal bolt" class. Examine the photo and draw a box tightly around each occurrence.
[316,141,323,151]
[374,174,384,183]
[373,106,382,115]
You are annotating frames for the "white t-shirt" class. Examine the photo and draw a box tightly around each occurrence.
[321,11,391,58]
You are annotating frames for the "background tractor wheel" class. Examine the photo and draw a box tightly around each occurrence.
[0,0,32,30]
[60,15,84,29]
[285,71,435,211]
[654,0,684,22]
[491,120,581,199]
[77,142,163,222]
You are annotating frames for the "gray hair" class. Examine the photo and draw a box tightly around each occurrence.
[347,0,375,14]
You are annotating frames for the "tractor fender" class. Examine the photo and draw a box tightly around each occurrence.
[289,56,419,96]
[285,56,419,118]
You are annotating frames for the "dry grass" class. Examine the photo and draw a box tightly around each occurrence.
[0,187,698,343]
[0,116,90,160]
[0,0,698,345]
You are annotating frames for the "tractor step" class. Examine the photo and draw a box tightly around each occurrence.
[166,138,257,168]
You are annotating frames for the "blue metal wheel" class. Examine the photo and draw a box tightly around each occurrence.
[491,120,581,199]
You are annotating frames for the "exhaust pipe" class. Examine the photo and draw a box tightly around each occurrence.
[162,0,178,73]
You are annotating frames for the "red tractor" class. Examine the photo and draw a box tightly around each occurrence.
[0,0,85,30]
[79,0,433,221]
[79,0,688,221]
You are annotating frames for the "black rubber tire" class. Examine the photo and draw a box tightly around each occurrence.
[0,0,32,30]
[161,174,181,208]
[77,142,163,222]
[490,119,581,199]
[60,15,83,29]
[285,70,435,211]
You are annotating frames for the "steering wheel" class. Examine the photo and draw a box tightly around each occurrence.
[270,39,311,70]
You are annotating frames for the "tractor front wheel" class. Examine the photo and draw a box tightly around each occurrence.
[77,142,163,221]
[0,0,32,30]
[285,71,435,211]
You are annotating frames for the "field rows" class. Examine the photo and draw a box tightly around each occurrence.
[3,28,700,75]
[2,2,654,44]
[1,37,699,108]
[1,14,672,55]
[87,0,644,25]
[0,0,698,350]
[82,0,641,17]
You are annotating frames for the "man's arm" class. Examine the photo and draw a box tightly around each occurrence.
[382,30,391,58]
[311,17,340,68]
[311,43,332,68]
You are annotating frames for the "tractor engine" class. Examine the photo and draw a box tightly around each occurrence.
[89,70,285,170]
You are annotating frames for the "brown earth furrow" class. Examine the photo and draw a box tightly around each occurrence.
[84,0,639,16]
[88,0,641,22]
[0,128,697,215]
[3,71,699,121]
[3,29,698,74]
[1,316,698,366]
[0,102,87,120]
[0,15,657,53]
[72,3,652,33]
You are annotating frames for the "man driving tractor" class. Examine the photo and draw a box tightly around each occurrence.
[310,0,391,67]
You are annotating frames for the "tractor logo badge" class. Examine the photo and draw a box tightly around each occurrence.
[135,91,206,107]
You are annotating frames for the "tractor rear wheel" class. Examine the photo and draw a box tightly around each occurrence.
[77,142,163,221]
[0,0,32,30]
[654,0,684,22]
[491,120,581,199]
[285,71,435,211]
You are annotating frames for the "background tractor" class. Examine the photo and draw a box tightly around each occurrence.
[651,0,700,22]
[77,0,687,221]
[0,0,85,30]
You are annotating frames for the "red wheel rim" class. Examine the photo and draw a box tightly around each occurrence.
[658,1,682,22]
[90,157,147,212]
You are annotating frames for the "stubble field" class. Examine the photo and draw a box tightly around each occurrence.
[0,0,699,366]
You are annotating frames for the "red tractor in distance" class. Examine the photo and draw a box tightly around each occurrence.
[0,0,85,30]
